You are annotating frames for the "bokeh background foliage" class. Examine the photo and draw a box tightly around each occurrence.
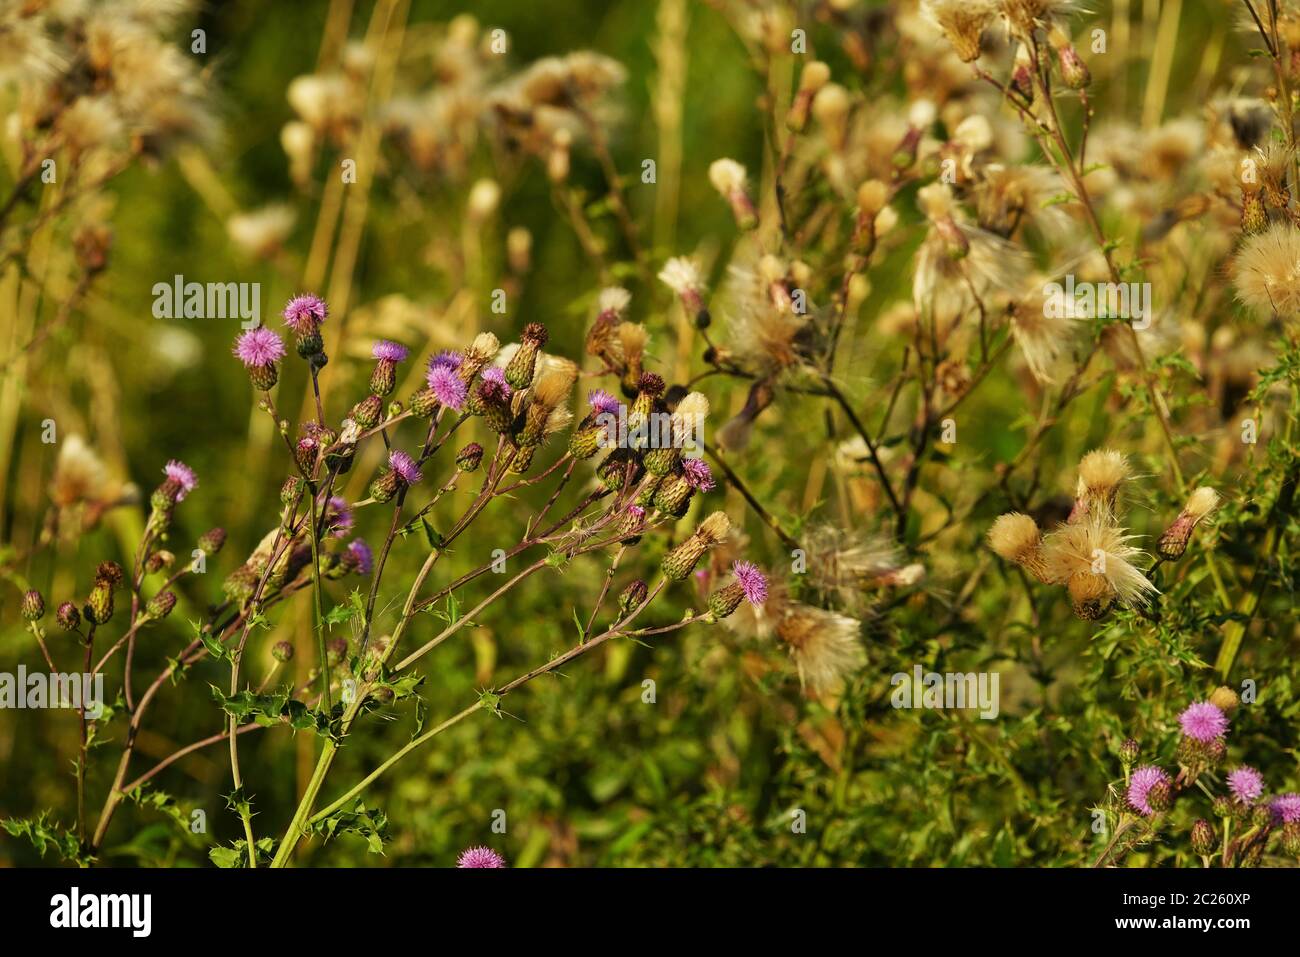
[1,0,1298,867]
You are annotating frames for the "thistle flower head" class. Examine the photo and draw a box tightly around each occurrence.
[1074,448,1130,514]
[480,365,511,393]
[282,293,328,332]
[733,560,768,605]
[457,846,506,868]
[587,389,621,416]
[162,459,198,501]
[681,457,715,491]
[1228,766,1265,805]
[1179,701,1229,742]
[1271,793,1300,824]
[922,0,998,62]
[658,256,704,296]
[696,510,731,545]
[597,286,631,317]
[372,340,409,363]
[1232,223,1300,316]
[426,363,468,410]
[708,157,748,196]
[776,601,865,696]
[233,327,286,367]
[430,349,463,371]
[347,539,373,576]
[1184,487,1221,522]
[388,450,422,485]
[1128,765,1171,817]
[1042,514,1156,617]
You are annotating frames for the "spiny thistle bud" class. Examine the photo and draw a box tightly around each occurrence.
[707,561,768,620]
[1147,778,1173,814]
[272,640,294,662]
[369,340,408,397]
[652,472,693,515]
[145,550,174,574]
[1119,737,1140,770]
[21,589,45,621]
[295,437,319,475]
[56,601,81,632]
[222,563,260,604]
[85,579,115,625]
[509,443,536,474]
[1282,821,1300,857]
[1250,804,1272,829]
[460,332,501,382]
[476,374,515,434]
[281,475,304,505]
[1210,685,1240,716]
[569,420,608,459]
[197,527,227,556]
[631,372,665,420]
[1212,795,1234,819]
[410,387,438,418]
[456,442,484,472]
[370,450,422,503]
[617,505,647,541]
[786,60,830,132]
[145,590,177,621]
[597,450,642,491]
[1048,26,1090,89]
[618,579,648,616]
[352,393,384,429]
[505,323,549,390]
[636,475,662,509]
[662,511,731,581]
[1158,487,1219,560]
[643,445,679,477]
[1190,819,1216,857]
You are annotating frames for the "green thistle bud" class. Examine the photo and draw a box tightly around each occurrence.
[145,550,174,574]
[295,437,319,475]
[1190,819,1215,857]
[146,590,176,620]
[1119,738,1139,770]
[1282,821,1300,857]
[477,381,515,434]
[618,579,648,615]
[281,476,304,505]
[222,563,260,604]
[509,444,536,474]
[456,442,484,472]
[369,359,397,397]
[248,362,278,391]
[295,329,324,358]
[56,601,81,632]
[1250,804,1272,829]
[708,581,745,620]
[662,537,709,582]
[21,589,45,621]
[643,445,679,477]
[85,580,114,625]
[504,323,548,390]
[631,372,665,420]
[569,421,607,459]
[272,640,294,662]
[410,387,438,418]
[635,476,663,509]
[1212,796,1233,819]
[197,527,227,556]
[652,473,692,515]
[352,394,384,429]
[1147,779,1173,814]
[369,469,402,503]
[597,450,641,491]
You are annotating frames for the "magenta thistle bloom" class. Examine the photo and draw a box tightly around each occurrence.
[1227,766,1265,805]
[1271,793,1300,824]
[282,293,328,332]
[681,457,715,491]
[426,363,468,410]
[480,365,511,393]
[233,327,286,367]
[429,350,463,371]
[347,539,373,576]
[162,460,198,501]
[1179,702,1229,742]
[388,450,423,485]
[372,340,409,363]
[1127,765,1170,817]
[327,495,353,538]
[588,389,621,416]
[733,560,768,605]
[457,846,506,868]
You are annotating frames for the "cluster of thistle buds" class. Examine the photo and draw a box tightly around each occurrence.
[988,449,1219,620]
[1109,689,1300,867]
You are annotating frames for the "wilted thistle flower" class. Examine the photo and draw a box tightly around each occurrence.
[999,0,1075,39]
[504,323,549,390]
[1047,25,1089,89]
[1232,223,1300,316]
[457,846,506,868]
[1069,449,1130,522]
[662,512,731,581]
[786,60,829,132]
[1271,793,1300,825]
[1190,819,1216,857]
[776,601,865,696]
[708,158,757,231]
[921,0,998,62]
[56,602,81,632]
[987,512,1050,582]
[708,560,768,619]
[233,327,287,390]
[1228,766,1265,805]
[456,442,484,472]
[1128,765,1171,817]
[658,257,709,328]
[1158,487,1219,560]
[618,579,649,615]
[145,591,176,621]
[1180,701,1229,743]
[21,589,45,622]
[1042,514,1157,619]
[272,640,295,663]
[369,340,409,397]
[370,450,422,503]
[283,293,328,356]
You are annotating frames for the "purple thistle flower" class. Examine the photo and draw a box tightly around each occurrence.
[1179,702,1229,743]
[426,363,468,410]
[372,340,409,363]
[282,293,328,333]
[587,389,621,416]
[733,560,768,605]
[1227,766,1265,805]
[480,365,511,394]
[388,450,423,485]
[681,457,715,491]
[327,495,353,538]
[233,327,286,367]
[162,460,198,501]
[1127,765,1170,817]
[429,350,463,371]
[457,846,506,868]
[347,539,373,576]
[1269,793,1300,824]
